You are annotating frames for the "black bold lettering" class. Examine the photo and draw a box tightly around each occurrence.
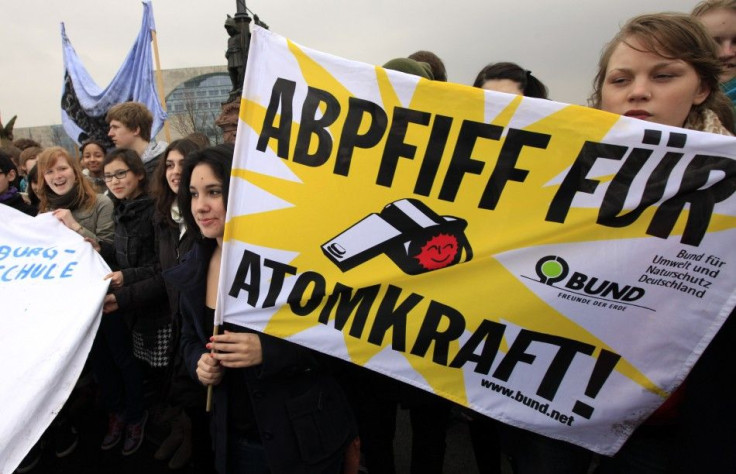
[449,319,506,374]
[376,107,432,187]
[583,277,607,295]
[319,283,381,338]
[598,149,681,227]
[293,86,341,167]
[288,271,326,316]
[414,114,453,196]
[410,301,466,366]
[546,142,628,223]
[256,78,296,159]
[368,285,422,352]
[536,335,595,400]
[622,287,645,301]
[599,282,628,299]
[229,249,261,307]
[492,329,537,381]
[479,128,550,209]
[439,120,503,202]
[565,272,587,291]
[648,154,736,245]
[493,329,595,401]
[335,97,388,176]
[262,259,297,308]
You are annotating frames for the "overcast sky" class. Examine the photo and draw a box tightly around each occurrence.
[1,0,700,128]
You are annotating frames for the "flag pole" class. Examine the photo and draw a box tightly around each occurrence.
[150,28,172,143]
[206,324,219,412]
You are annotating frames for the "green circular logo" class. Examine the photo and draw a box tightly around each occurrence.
[535,256,569,285]
[541,260,564,279]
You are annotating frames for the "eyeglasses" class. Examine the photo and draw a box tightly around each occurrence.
[103,169,131,182]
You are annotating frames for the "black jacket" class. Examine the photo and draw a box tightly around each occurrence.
[164,240,356,474]
[153,210,195,321]
[101,194,169,333]
[1,192,37,216]
[152,210,203,405]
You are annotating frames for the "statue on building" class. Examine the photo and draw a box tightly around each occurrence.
[225,14,250,103]
[218,2,267,143]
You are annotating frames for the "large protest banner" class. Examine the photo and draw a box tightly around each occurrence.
[0,208,109,473]
[217,27,736,455]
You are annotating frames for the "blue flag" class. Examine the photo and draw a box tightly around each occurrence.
[60,1,167,145]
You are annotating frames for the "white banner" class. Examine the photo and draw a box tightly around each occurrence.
[217,27,736,455]
[0,206,109,473]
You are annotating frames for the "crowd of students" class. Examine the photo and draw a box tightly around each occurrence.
[2,3,736,473]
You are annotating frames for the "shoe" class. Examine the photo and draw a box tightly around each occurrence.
[54,422,79,458]
[15,439,43,473]
[154,412,188,461]
[168,435,192,470]
[101,413,125,450]
[122,410,148,456]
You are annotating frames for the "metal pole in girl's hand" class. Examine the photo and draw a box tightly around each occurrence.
[206,325,220,412]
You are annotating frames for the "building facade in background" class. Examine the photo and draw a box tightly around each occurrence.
[14,65,228,154]
[165,70,231,144]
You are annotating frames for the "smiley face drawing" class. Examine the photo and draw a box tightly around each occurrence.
[415,233,460,271]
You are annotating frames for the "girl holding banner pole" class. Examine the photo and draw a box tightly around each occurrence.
[165,144,357,474]
[149,138,214,470]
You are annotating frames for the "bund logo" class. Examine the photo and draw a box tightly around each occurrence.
[530,255,650,308]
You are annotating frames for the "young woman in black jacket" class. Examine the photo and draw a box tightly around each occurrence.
[92,147,164,456]
[150,139,215,470]
[165,144,357,474]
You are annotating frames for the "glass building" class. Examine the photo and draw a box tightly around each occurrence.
[165,72,231,144]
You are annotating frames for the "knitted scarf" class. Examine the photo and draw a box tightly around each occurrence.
[46,183,83,210]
